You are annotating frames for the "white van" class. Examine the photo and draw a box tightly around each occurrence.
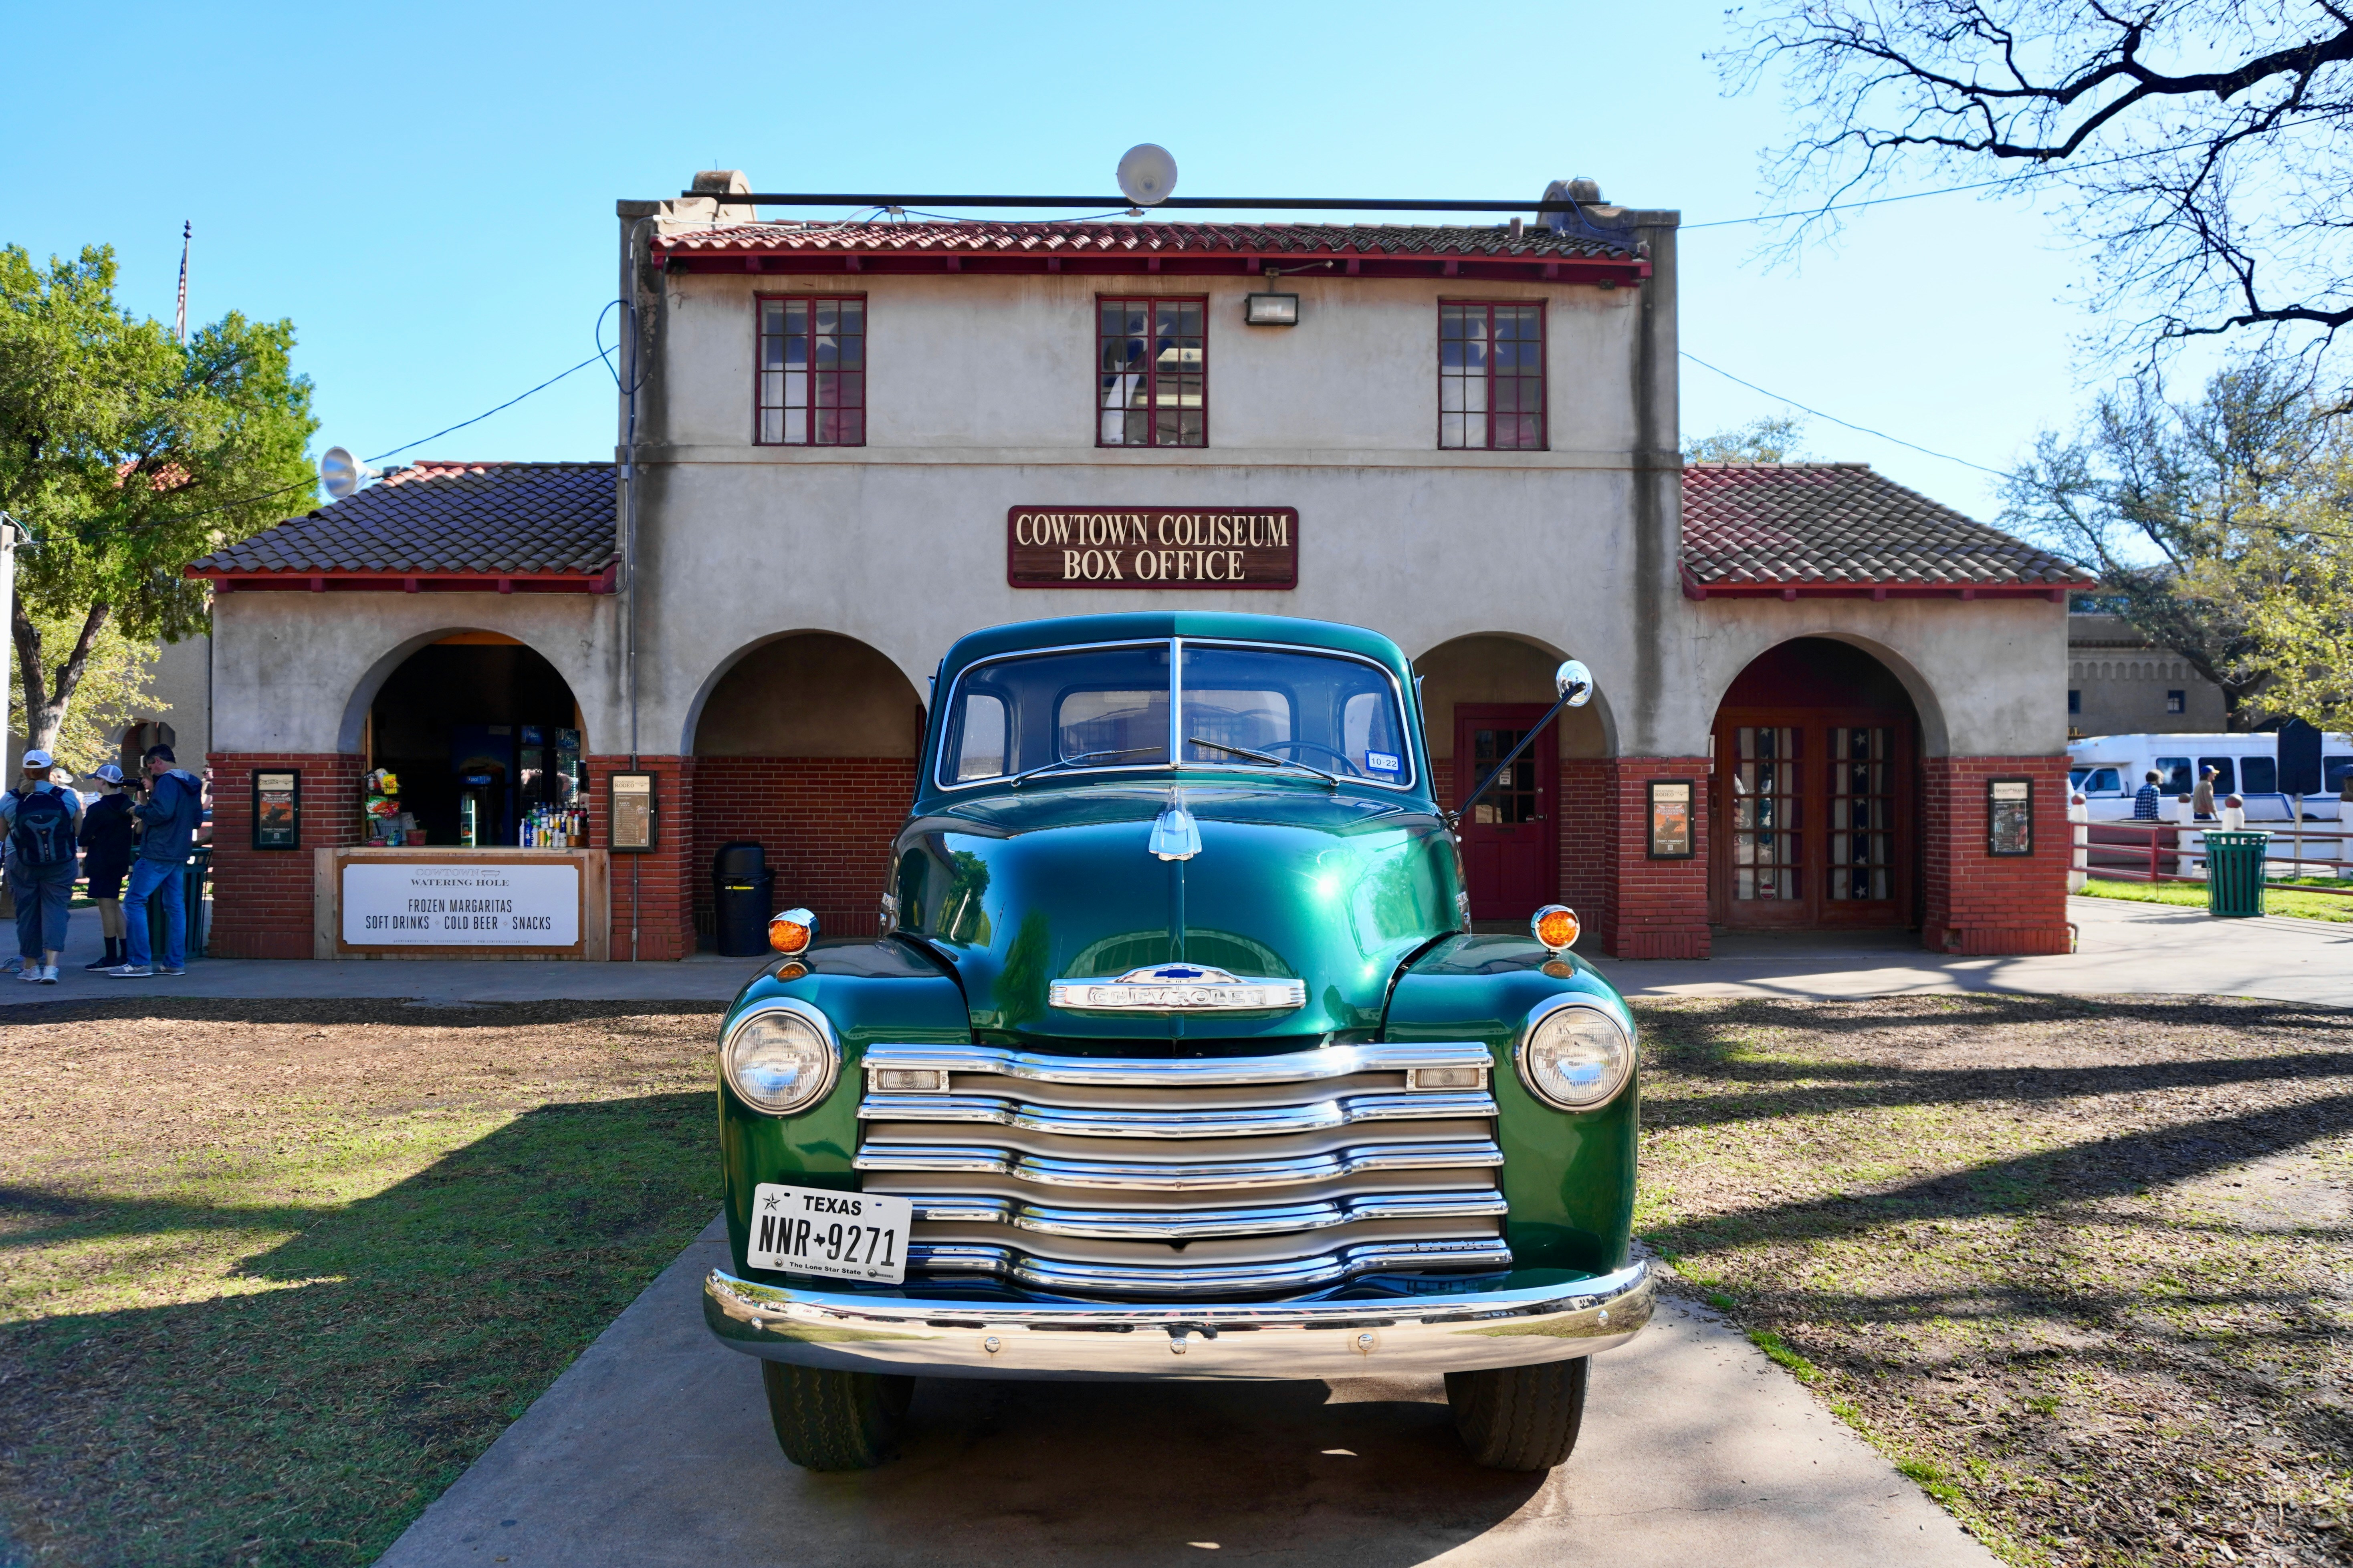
[2067,732,2353,823]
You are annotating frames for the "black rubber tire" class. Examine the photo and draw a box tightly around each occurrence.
[1445,1355,1589,1471]
[759,1360,915,1471]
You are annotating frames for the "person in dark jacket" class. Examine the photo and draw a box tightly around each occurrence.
[78,762,135,971]
[111,744,202,978]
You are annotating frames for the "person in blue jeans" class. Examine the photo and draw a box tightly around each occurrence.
[0,750,85,984]
[112,743,203,978]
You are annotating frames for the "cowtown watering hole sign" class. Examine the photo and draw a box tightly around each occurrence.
[1007,508,1298,589]
[341,861,580,947]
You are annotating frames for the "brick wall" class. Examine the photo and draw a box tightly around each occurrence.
[1600,757,1712,959]
[1558,758,1613,944]
[207,752,363,959]
[589,753,696,961]
[1922,755,2073,956]
[690,758,916,940]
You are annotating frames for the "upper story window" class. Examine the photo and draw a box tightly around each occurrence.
[1439,302,1545,450]
[1099,298,1206,447]
[757,296,864,445]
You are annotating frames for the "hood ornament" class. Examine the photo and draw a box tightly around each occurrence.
[1051,963,1306,1013]
[1148,790,1202,861]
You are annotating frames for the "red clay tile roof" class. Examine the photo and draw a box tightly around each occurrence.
[1680,462,2093,594]
[652,218,1641,263]
[187,462,615,580]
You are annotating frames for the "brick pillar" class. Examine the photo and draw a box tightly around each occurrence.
[1601,757,1711,959]
[1558,758,1612,937]
[1921,755,2073,955]
[589,754,696,960]
[206,752,363,959]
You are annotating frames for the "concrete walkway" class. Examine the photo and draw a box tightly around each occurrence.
[5,891,2345,1011]
[1590,894,2353,1009]
[376,1221,1992,1568]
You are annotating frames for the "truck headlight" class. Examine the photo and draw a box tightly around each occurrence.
[1515,997,1633,1110]
[722,999,839,1115]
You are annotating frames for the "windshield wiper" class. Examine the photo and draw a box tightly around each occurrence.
[1009,746,1164,788]
[1187,736,1339,790]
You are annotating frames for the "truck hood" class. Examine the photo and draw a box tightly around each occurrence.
[890,782,1461,1045]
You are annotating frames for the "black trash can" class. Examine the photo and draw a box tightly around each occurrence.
[712,841,775,957]
[143,847,211,963]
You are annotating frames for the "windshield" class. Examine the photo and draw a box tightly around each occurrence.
[938,639,1412,789]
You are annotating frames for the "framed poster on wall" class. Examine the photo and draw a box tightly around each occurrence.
[1987,778,2034,856]
[608,772,656,851]
[253,770,300,850]
[1647,779,1695,858]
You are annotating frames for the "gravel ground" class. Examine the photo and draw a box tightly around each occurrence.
[1635,994,2353,1568]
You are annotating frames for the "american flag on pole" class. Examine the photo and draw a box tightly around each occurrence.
[174,222,190,344]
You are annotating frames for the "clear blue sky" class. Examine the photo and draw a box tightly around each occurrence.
[3,0,2119,521]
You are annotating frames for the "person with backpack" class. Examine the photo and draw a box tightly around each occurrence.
[111,744,202,978]
[1,750,85,984]
[77,762,136,971]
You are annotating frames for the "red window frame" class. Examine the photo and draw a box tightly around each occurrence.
[1438,300,1547,451]
[755,294,866,447]
[1097,296,1208,448]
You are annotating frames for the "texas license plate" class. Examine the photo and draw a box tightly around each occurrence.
[746,1183,911,1285]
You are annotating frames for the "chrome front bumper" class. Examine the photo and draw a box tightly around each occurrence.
[703,1261,1653,1381]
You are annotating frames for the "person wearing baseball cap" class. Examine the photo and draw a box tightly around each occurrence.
[0,749,83,984]
[78,762,135,971]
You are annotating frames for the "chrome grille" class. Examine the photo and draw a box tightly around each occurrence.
[856,1041,1509,1298]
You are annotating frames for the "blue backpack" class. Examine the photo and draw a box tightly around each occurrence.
[9,788,74,868]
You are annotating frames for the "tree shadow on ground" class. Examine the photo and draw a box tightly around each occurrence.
[0,1092,716,1568]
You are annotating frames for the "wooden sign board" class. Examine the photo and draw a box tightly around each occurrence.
[1008,508,1298,589]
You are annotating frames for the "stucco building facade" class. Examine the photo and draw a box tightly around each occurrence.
[190,172,2091,961]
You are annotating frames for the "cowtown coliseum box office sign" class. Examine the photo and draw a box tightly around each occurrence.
[340,861,581,947]
[1008,508,1298,589]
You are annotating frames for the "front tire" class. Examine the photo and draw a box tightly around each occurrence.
[759,1360,914,1471]
[1445,1356,1588,1470]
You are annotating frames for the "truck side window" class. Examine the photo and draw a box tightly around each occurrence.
[954,695,1007,781]
[2088,768,2121,794]
[2197,756,2237,794]
[2240,756,2277,794]
[2327,756,2353,793]
[2156,757,2193,794]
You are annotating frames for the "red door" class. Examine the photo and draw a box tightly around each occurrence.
[1456,705,1559,921]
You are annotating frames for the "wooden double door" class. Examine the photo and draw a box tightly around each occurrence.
[1711,709,1916,929]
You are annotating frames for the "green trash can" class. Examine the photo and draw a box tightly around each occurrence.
[2203,830,2270,919]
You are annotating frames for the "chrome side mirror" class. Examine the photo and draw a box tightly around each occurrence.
[1555,660,1593,707]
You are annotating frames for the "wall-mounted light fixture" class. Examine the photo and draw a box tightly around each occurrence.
[1243,292,1299,326]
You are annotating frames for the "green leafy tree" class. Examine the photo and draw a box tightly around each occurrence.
[1684,413,1809,464]
[2002,361,2331,729]
[2238,429,2353,733]
[5,605,163,774]
[0,243,313,756]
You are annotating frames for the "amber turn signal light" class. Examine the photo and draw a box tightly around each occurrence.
[1532,904,1580,954]
[768,907,819,956]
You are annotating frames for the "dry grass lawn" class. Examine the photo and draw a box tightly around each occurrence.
[0,999,721,1568]
[1635,994,2353,1568]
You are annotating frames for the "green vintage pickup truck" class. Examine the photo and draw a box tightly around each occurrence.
[703,612,1651,1470]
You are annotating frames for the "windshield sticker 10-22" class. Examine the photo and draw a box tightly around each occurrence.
[1364,751,1402,777]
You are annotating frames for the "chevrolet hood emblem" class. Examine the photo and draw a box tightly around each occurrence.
[1049,963,1306,1013]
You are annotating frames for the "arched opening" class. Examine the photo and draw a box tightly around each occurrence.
[689,631,926,941]
[1710,637,1925,931]
[363,631,587,847]
[1415,633,1611,924]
